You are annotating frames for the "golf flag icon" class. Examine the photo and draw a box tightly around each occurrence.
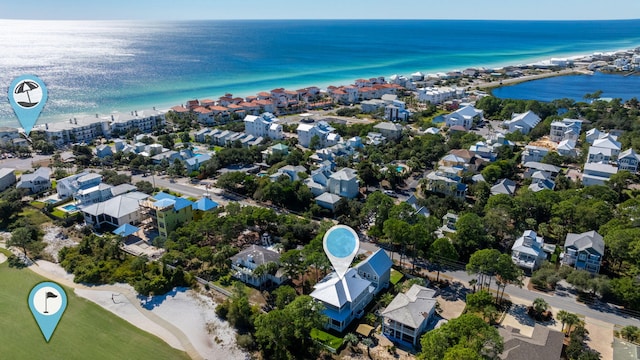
[28,282,67,342]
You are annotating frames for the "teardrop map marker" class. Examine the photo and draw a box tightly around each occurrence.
[323,225,359,279]
[8,74,48,135]
[28,282,67,342]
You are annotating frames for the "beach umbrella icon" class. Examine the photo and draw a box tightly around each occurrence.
[44,291,58,314]
[14,80,40,108]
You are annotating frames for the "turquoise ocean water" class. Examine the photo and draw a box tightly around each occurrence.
[1,19,639,127]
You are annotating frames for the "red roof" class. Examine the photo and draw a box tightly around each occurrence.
[171,106,189,113]
[193,106,211,114]
[210,106,228,112]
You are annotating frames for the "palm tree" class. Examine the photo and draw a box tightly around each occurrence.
[532,298,549,317]
[563,312,582,336]
[343,333,358,353]
[361,337,375,359]
[557,310,570,332]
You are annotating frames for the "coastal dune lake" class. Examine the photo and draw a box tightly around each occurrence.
[1,19,639,126]
[493,72,640,102]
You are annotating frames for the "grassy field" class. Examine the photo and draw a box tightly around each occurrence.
[0,261,190,360]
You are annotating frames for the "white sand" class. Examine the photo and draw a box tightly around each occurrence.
[29,260,246,360]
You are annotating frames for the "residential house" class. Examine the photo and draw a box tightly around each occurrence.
[262,143,289,162]
[499,325,564,360]
[469,142,496,162]
[75,183,115,205]
[582,163,618,186]
[549,118,583,143]
[243,112,283,140]
[563,231,604,274]
[230,245,285,288]
[57,172,103,201]
[587,146,613,164]
[17,167,51,194]
[592,137,622,159]
[95,145,113,159]
[0,168,16,191]
[381,285,438,346]
[557,139,577,157]
[192,197,219,220]
[424,167,467,199]
[528,171,556,192]
[141,192,194,238]
[314,192,342,212]
[511,230,547,271]
[491,178,517,196]
[297,121,341,148]
[80,191,149,229]
[522,162,561,180]
[311,268,374,332]
[504,110,541,135]
[373,122,403,141]
[270,165,307,182]
[618,148,640,172]
[521,145,549,164]
[442,213,459,232]
[327,168,359,199]
[0,127,21,146]
[444,105,484,130]
[184,154,212,174]
[385,101,411,122]
[406,194,430,217]
[586,128,616,145]
[354,249,392,295]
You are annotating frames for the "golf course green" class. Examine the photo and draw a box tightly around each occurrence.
[0,251,190,360]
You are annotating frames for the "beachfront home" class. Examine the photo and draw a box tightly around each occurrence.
[562,231,604,274]
[444,105,484,130]
[618,148,640,173]
[0,168,16,192]
[17,167,51,194]
[511,230,547,271]
[549,118,583,143]
[504,110,541,135]
[381,285,438,347]
[80,191,149,229]
[230,245,285,288]
[582,163,618,186]
[243,112,283,140]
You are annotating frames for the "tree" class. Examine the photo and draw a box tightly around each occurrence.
[418,314,503,360]
[466,290,494,312]
[455,213,492,260]
[272,285,297,309]
[361,337,375,359]
[344,333,359,353]
[556,310,571,332]
[466,249,501,292]
[620,325,640,343]
[429,237,459,282]
[8,227,37,256]
[566,270,592,294]
[135,180,155,194]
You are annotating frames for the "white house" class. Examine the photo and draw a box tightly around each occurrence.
[592,137,622,159]
[315,192,342,211]
[586,146,613,164]
[243,112,283,140]
[585,128,617,145]
[491,178,517,196]
[582,163,618,186]
[0,168,16,192]
[95,144,113,159]
[270,165,307,182]
[511,230,547,271]
[522,162,561,180]
[373,122,403,141]
[230,245,285,288]
[444,105,484,130]
[563,231,604,274]
[57,172,103,200]
[504,110,541,135]
[618,148,640,173]
[557,139,577,158]
[381,285,437,346]
[311,268,374,332]
[297,121,340,148]
[549,118,583,143]
[17,167,51,194]
[521,145,549,164]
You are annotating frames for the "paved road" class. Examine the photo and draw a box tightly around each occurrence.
[360,241,640,328]
[0,154,51,171]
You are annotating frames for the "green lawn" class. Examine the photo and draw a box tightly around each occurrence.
[0,262,189,360]
[311,328,343,350]
[19,208,51,226]
[390,269,404,285]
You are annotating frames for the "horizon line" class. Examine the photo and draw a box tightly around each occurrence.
[2,17,640,22]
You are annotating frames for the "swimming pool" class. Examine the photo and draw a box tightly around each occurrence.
[45,199,57,204]
[396,166,404,173]
[62,204,78,212]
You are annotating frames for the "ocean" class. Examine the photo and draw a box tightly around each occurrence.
[1,19,640,127]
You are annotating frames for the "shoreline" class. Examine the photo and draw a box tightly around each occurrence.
[3,46,639,129]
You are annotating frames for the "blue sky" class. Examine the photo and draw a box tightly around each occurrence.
[1,0,639,20]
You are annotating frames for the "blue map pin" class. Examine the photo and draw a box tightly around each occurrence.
[28,282,67,342]
[8,74,48,135]
[323,225,360,279]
